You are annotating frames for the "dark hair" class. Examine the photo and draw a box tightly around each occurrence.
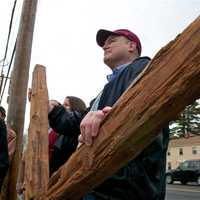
[66,96,86,113]
[0,106,6,117]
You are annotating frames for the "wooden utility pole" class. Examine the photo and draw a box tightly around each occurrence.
[37,16,200,200]
[4,0,38,199]
[24,65,49,200]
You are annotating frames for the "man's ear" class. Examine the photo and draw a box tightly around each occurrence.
[128,41,139,56]
[128,41,137,52]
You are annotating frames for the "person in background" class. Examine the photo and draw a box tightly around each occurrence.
[48,100,61,163]
[0,106,9,192]
[48,125,59,163]
[28,90,87,175]
[48,28,170,200]
[49,96,86,175]
[63,96,87,112]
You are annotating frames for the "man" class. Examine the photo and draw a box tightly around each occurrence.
[0,106,9,192]
[48,29,169,200]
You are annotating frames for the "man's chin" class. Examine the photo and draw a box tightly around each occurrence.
[104,58,114,69]
[104,55,111,62]
[103,57,109,65]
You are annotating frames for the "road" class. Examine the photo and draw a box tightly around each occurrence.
[166,183,200,200]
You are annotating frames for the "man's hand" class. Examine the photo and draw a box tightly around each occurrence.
[78,106,112,146]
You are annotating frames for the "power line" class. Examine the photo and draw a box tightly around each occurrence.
[0,59,9,67]
[0,0,17,74]
[0,0,21,103]
[0,39,17,104]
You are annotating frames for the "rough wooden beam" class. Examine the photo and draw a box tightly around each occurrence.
[25,65,49,199]
[40,16,200,200]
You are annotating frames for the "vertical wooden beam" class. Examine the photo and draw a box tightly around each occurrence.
[5,0,38,199]
[25,64,49,200]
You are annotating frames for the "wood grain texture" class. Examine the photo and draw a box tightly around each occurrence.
[25,65,49,200]
[39,16,200,200]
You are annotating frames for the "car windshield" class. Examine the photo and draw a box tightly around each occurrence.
[178,160,200,170]
[178,161,189,169]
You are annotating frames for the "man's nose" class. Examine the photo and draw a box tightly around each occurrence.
[103,43,109,50]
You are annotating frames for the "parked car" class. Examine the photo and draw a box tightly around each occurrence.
[166,159,200,185]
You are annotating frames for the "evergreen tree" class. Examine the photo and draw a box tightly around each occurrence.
[170,100,200,137]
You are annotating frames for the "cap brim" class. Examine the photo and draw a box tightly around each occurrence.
[96,29,118,47]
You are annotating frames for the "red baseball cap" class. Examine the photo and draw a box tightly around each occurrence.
[96,29,142,55]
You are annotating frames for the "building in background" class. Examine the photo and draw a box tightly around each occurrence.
[167,134,200,170]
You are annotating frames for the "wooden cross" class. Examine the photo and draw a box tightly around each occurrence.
[26,16,200,200]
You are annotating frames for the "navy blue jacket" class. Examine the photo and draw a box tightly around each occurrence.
[49,57,169,200]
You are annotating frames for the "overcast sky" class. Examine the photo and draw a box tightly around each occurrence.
[0,0,200,128]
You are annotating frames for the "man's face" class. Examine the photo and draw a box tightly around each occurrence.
[102,35,135,69]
